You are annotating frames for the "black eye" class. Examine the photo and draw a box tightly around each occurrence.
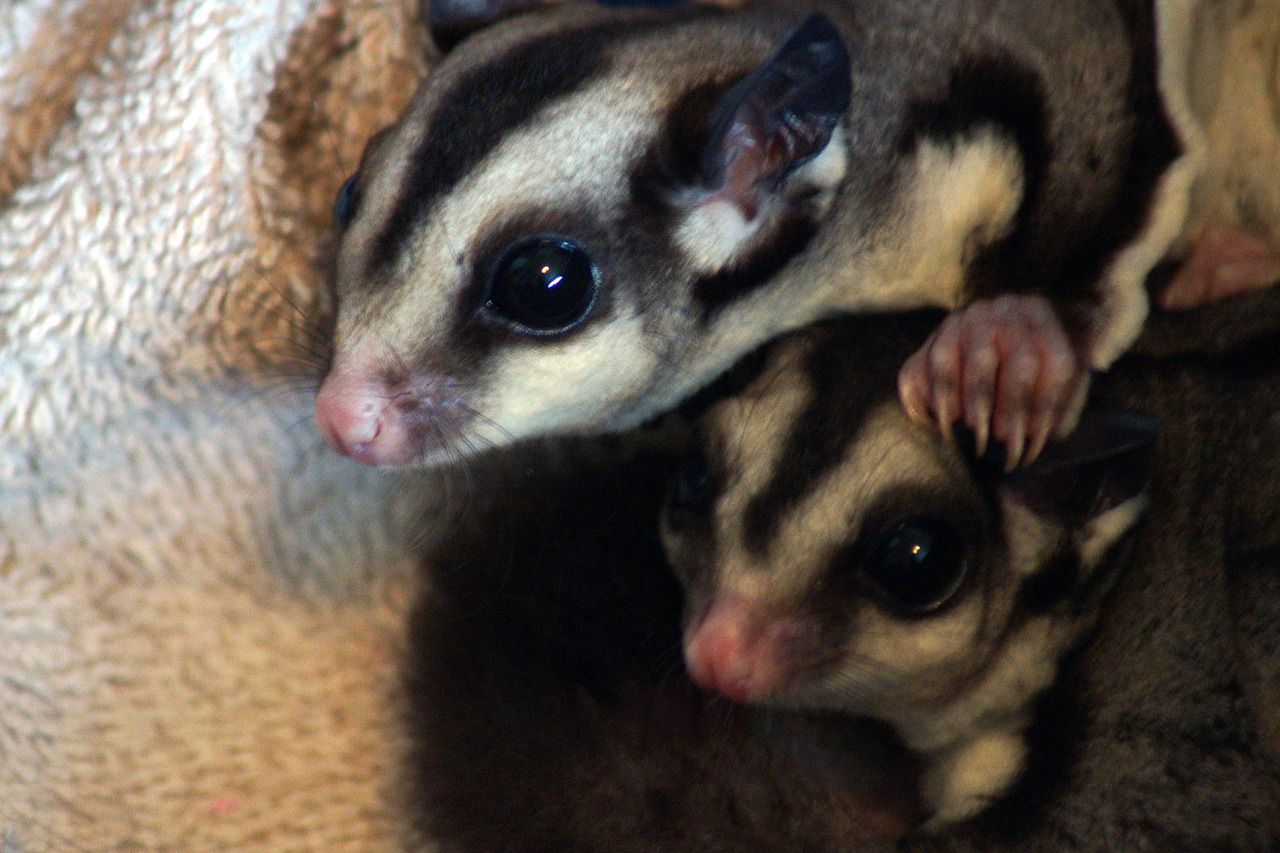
[484,237,598,335]
[333,174,360,230]
[863,517,967,614]
[669,443,714,520]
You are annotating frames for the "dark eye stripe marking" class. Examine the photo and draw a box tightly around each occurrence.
[365,12,705,281]
[366,27,613,278]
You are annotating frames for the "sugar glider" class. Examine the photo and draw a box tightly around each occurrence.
[402,435,923,852]
[314,0,1202,471]
[665,305,1280,841]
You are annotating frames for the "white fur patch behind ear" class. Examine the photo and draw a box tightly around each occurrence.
[675,197,763,273]
[673,123,850,275]
[788,123,849,211]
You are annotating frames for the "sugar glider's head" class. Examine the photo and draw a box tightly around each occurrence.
[315,0,853,467]
[662,314,1156,749]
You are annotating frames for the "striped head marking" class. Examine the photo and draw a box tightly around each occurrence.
[662,315,1156,778]
[315,5,853,468]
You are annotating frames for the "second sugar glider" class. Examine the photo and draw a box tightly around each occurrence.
[664,303,1280,839]
[315,0,1198,470]
[402,433,924,852]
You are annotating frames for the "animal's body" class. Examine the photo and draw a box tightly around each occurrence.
[402,436,922,852]
[316,0,1197,469]
[667,295,1280,840]
[401,287,1280,849]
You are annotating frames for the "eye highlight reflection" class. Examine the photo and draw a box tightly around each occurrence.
[483,236,599,336]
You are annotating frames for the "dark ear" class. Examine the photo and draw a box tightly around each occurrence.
[428,0,566,52]
[700,13,851,214]
[1000,409,1159,524]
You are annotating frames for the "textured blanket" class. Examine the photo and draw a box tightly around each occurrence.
[1,0,441,848]
[0,0,1276,849]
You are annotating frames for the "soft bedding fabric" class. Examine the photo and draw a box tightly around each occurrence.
[1,1,442,848]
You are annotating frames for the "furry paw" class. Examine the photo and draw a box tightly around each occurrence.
[898,295,1085,470]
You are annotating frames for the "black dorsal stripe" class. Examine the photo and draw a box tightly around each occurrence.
[367,24,619,277]
[366,11,705,280]
[741,312,941,557]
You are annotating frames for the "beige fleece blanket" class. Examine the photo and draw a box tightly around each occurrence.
[0,0,444,848]
[1,0,1277,850]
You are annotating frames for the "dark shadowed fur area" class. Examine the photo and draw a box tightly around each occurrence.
[401,282,1280,850]
[910,283,1280,850]
[400,434,922,852]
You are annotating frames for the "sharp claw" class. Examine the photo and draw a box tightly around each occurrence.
[1025,421,1052,466]
[1003,417,1027,473]
[974,414,990,458]
[936,396,955,442]
[968,394,992,457]
[898,369,931,425]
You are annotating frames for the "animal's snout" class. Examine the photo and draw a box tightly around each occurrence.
[683,594,802,703]
[314,367,419,467]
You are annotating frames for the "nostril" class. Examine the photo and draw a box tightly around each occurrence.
[315,373,390,458]
[315,363,477,468]
[684,594,797,703]
[392,391,421,415]
[686,632,754,703]
[349,417,383,452]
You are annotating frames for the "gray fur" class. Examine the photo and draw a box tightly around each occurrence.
[663,312,1148,825]
[669,292,1280,842]
[399,285,1280,848]
[323,0,1186,467]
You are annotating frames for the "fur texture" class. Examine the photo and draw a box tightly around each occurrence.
[912,285,1280,848]
[402,287,1280,849]
[319,0,1201,469]
[664,313,1154,825]
[403,436,924,852]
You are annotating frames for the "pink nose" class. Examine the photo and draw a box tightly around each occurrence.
[314,368,417,467]
[683,594,796,703]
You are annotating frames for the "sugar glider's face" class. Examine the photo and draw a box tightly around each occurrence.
[314,6,853,468]
[661,316,1152,743]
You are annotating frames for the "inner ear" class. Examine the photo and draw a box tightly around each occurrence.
[999,408,1159,525]
[428,0,568,52]
[698,13,852,217]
